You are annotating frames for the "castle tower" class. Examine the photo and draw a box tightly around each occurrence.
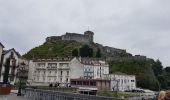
[84,31,94,43]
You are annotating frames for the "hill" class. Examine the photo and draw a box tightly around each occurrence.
[23,40,132,59]
[23,40,82,59]
[23,37,167,90]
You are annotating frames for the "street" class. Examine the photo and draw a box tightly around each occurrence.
[0,93,26,100]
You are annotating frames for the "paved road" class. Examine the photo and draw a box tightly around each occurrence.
[0,93,26,100]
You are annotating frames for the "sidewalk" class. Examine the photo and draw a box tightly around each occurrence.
[0,90,26,100]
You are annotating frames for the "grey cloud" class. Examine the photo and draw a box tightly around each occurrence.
[0,0,170,66]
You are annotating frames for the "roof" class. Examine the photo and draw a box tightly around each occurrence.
[110,72,127,75]
[2,48,21,57]
[33,57,74,62]
[71,78,110,81]
[79,57,107,66]
[108,72,135,76]
[0,42,4,48]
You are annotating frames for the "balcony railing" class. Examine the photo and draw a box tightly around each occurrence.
[58,66,70,70]
[47,66,57,69]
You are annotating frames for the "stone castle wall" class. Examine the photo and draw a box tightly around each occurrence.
[46,31,94,43]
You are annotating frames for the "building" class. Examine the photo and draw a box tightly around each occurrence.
[70,78,111,95]
[28,57,84,86]
[16,57,29,84]
[103,72,136,92]
[80,58,109,79]
[46,31,94,44]
[28,57,109,86]
[0,43,5,63]
[0,48,21,84]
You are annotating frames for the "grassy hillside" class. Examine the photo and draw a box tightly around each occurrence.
[23,40,166,90]
[109,59,159,90]
[23,41,82,59]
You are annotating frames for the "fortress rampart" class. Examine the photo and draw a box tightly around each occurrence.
[46,31,94,43]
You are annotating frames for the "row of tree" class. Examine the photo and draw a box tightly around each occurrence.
[152,60,170,90]
[72,45,101,58]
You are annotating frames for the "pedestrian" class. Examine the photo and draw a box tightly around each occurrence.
[158,91,166,100]
[164,91,170,100]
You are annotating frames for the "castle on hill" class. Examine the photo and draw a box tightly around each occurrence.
[46,31,94,43]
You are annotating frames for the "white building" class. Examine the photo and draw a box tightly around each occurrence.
[0,42,4,62]
[103,72,136,92]
[80,58,109,79]
[28,57,84,86]
[0,48,21,84]
[28,57,109,86]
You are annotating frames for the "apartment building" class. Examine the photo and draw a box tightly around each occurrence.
[103,72,136,91]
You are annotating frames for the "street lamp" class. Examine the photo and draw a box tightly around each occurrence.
[17,63,26,96]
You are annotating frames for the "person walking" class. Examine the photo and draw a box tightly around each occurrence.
[158,91,166,100]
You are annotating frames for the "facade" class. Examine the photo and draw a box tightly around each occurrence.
[103,72,136,92]
[0,42,4,63]
[80,58,109,79]
[28,57,84,86]
[16,57,29,83]
[70,78,111,95]
[28,57,109,86]
[46,31,94,43]
[0,48,21,84]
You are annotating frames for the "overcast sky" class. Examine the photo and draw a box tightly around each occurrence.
[0,0,170,66]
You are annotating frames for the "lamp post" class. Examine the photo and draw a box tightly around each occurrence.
[17,63,25,96]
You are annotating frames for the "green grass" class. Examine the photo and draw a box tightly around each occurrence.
[97,91,139,98]
[23,41,82,59]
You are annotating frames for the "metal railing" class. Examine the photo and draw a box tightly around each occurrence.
[22,88,124,100]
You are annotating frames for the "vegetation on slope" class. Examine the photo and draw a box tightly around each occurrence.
[23,40,170,90]
[109,59,159,90]
[23,41,82,59]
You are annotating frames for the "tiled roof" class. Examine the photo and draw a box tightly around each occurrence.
[2,48,21,57]
[33,57,74,62]
[110,72,127,75]
[80,57,107,66]
[109,72,135,76]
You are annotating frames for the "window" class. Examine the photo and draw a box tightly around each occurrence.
[131,80,135,82]
[61,71,63,75]
[66,78,68,82]
[90,81,96,86]
[67,71,69,76]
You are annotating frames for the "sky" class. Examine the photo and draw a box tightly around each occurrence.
[0,0,170,67]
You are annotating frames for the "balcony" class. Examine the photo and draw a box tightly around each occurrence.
[47,66,57,69]
[36,67,46,70]
[58,66,70,70]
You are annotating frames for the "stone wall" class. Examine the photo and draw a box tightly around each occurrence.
[46,31,94,43]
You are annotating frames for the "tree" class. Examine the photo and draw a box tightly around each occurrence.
[96,48,101,58]
[152,60,163,77]
[72,49,79,57]
[3,58,10,84]
[79,45,93,57]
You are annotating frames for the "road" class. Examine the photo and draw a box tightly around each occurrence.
[0,93,26,100]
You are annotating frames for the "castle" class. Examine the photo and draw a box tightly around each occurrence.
[46,31,94,43]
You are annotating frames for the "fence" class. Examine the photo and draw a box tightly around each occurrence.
[22,88,157,100]
[23,88,125,100]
